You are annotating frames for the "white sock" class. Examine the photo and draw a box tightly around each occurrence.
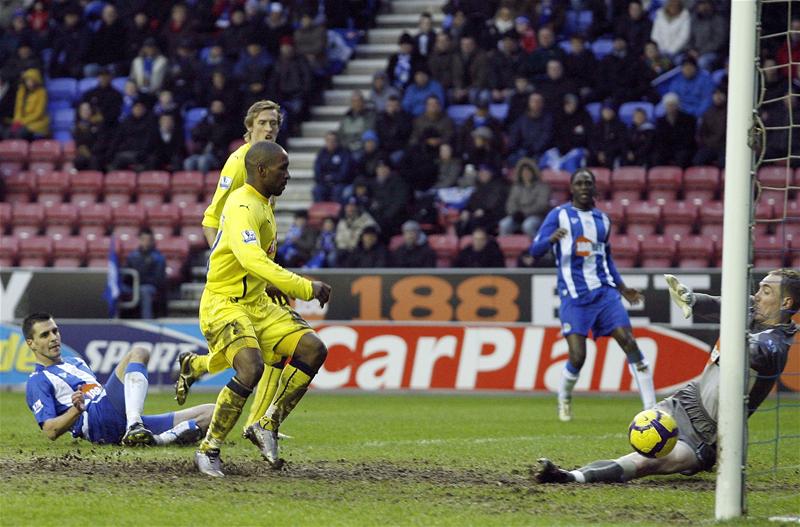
[153,419,197,445]
[569,470,586,483]
[123,370,148,429]
[629,360,656,409]
[558,365,580,402]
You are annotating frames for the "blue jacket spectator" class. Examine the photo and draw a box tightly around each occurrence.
[233,40,274,82]
[125,228,166,319]
[313,131,352,202]
[402,69,445,117]
[508,93,553,164]
[667,57,715,117]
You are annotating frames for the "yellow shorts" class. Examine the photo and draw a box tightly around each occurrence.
[199,289,314,374]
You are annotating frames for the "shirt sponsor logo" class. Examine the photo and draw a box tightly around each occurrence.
[242,230,257,244]
[575,235,603,257]
[32,399,43,413]
[220,176,233,189]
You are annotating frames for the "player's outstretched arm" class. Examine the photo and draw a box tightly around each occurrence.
[530,209,561,257]
[203,227,218,248]
[311,280,332,308]
[41,392,84,441]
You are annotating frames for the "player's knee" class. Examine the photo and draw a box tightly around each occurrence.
[234,348,265,387]
[129,346,150,365]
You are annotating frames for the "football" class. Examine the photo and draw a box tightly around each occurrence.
[628,409,679,458]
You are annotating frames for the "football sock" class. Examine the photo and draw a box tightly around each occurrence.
[244,360,284,428]
[558,362,580,402]
[199,377,252,452]
[123,362,148,429]
[570,460,625,483]
[628,359,656,409]
[154,419,199,445]
[259,359,315,431]
[189,354,210,378]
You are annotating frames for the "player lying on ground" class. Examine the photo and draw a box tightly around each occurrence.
[535,269,798,483]
[24,312,214,446]
[530,168,655,422]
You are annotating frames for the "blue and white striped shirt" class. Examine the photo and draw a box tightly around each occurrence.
[530,203,624,303]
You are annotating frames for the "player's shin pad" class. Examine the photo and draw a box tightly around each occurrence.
[259,362,313,431]
[200,378,252,452]
[244,363,282,429]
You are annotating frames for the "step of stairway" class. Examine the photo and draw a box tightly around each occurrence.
[311,104,349,120]
[301,120,339,138]
[288,152,317,169]
[355,43,397,57]
[376,13,444,27]
[287,136,325,151]
[345,58,387,75]
[332,74,374,89]
[390,0,444,15]
[368,27,418,45]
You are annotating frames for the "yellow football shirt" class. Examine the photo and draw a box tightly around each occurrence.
[206,184,313,303]
[202,143,251,230]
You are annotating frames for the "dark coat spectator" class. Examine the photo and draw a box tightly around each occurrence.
[369,159,411,235]
[642,41,674,87]
[686,0,727,70]
[276,211,319,267]
[414,13,437,57]
[72,102,108,170]
[343,226,390,268]
[401,128,442,193]
[589,103,628,168]
[264,4,293,56]
[125,10,159,61]
[536,60,579,112]
[761,98,800,166]
[125,228,166,319]
[80,70,122,127]
[294,14,328,72]
[268,39,313,130]
[523,27,566,79]
[376,96,413,156]
[652,92,697,168]
[693,88,727,167]
[391,220,437,267]
[462,127,504,173]
[49,9,89,78]
[488,32,524,103]
[0,75,15,131]
[410,96,455,145]
[166,40,202,107]
[108,101,159,170]
[457,166,510,236]
[457,100,505,154]
[85,4,129,75]
[184,100,239,173]
[450,35,489,104]
[595,37,650,108]
[553,94,593,154]
[509,93,553,162]
[150,114,185,171]
[453,227,505,268]
[505,76,534,127]
[499,158,551,236]
[777,18,800,78]
[220,9,255,60]
[233,41,274,83]
[339,90,376,152]
[2,41,43,85]
[313,132,353,202]
[427,32,456,91]
[623,109,656,166]
[201,45,232,80]
[387,33,424,91]
[562,35,598,100]
[614,1,652,55]
[202,70,240,119]
[160,3,196,58]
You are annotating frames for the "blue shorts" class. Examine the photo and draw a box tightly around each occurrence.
[559,286,631,339]
[76,373,175,444]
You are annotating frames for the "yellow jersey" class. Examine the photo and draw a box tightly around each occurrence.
[206,184,313,303]
[202,143,251,230]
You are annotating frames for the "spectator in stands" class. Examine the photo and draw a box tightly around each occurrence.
[667,57,715,118]
[200,45,230,80]
[642,40,674,86]
[446,9,471,43]
[276,211,318,267]
[541,93,591,172]
[563,34,598,102]
[506,74,534,127]
[0,75,14,134]
[762,58,787,103]
[131,38,169,96]
[524,26,566,80]
[453,226,505,268]
[387,32,422,91]
[450,34,489,105]
[81,68,123,127]
[353,130,382,179]
[401,127,442,193]
[294,12,328,74]
[589,100,628,168]
[119,80,141,122]
[623,108,656,166]
[166,38,202,108]
[392,220,437,268]
[369,158,411,236]
[367,71,399,113]
[335,197,378,260]
[402,68,445,117]
[777,18,800,78]
[125,10,159,63]
[595,36,650,108]
[614,1,652,56]
[376,94,413,162]
[508,92,553,165]
[434,143,463,188]
[161,3,195,58]
[537,60,579,112]
[462,126,503,173]
[342,225,389,268]
[514,16,537,54]
[415,12,437,57]
[153,90,181,125]
[125,228,166,320]
[202,70,240,119]
[484,5,515,48]
[183,99,238,174]
[220,8,253,60]
[339,90,376,154]
[233,38,274,84]
[760,97,797,166]
[652,92,696,167]
[456,165,509,236]
[27,1,49,45]
[2,40,42,85]
[264,3,292,56]
[7,68,48,140]
[650,0,691,60]
[73,102,107,170]
[693,87,727,167]
[313,131,353,202]
[150,113,184,171]
[499,158,551,237]
[307,217,338,268]
[108,100,159,170]
[457,96,504,153]
[411,95,455,145]
[84,4,129,77]
[268,37,312,134]
[0,13,31,67]
[488,30,524,104]
[49,6,88,79]
[686,0,727,71]
[428,32,456,94]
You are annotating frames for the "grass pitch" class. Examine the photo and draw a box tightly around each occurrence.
[1,390,798,526]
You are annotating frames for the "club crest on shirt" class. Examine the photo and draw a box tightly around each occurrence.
[570,217,579,224]
[242,230,257,244]
[220,176,233,189]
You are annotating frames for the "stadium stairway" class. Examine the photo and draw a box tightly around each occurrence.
[168,0,447,316]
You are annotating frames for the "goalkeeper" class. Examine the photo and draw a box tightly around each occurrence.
[536,269,798,484]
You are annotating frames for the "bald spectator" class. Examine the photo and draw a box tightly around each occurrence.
[524,27,566,80]
[537,60,579,111]
[339,90,376,153]
[410,96,455,145]
[453,227,505,268]
[84,4,128,77]
[508,93,553,164]
[652,92,696,167]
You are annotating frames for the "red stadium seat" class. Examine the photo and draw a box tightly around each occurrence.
[754,197,775,222]
[146,203,180,239]
[86,236,113,267]
[137,170,170,207]
[661,200,698,237]
[428,234,459,267]
[611,167,646,201]
[0,235,18,266]
[676,235,715,268]
[69,170,103,206]
[158,237,190,261]
[753,235,788,268]
[308,202,341,229]
[44,203,78,237]
[28,162,55,176]
[609,234,639,268]
[647,166,683,201]
[0,139,29,162]
[36,171,69,206]
[3,171,33,203]
[625,201,661,237]
[0,202,10,233]
[541,169,570,194]
[78,202,112,236]
[112,203,146,240]
[683,166,720,202]
[18,236,52,267]
[589,167,612,199]
[203,170,222,199]
[181,225,207,250]
[28,139,62,163]
[498,235,531,267]
[171,171,203,207]
[698,200,723,229]
[62,141,76,162]
[639,235,676,268]
[104,170,136,207]
[600,198,627,227]
[0,161,22,178]
[52,236,87,268]
[758,165,793,190]
[180,202,206,226]
[11,202,44,236]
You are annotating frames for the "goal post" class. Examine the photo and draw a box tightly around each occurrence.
[715,0,758,520]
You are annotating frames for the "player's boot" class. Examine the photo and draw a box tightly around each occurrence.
[558,398,573,422]
[244,422,283,469]
[174,425,205,446]
[122,422,156,446]
[534,458,574,484]
[174,351,198,406]
[194,448,224,477]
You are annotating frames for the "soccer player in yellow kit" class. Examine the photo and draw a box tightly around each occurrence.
[194,141,332,477]
[175,100,292,438]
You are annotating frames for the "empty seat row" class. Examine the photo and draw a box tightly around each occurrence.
[0,139,74,164]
